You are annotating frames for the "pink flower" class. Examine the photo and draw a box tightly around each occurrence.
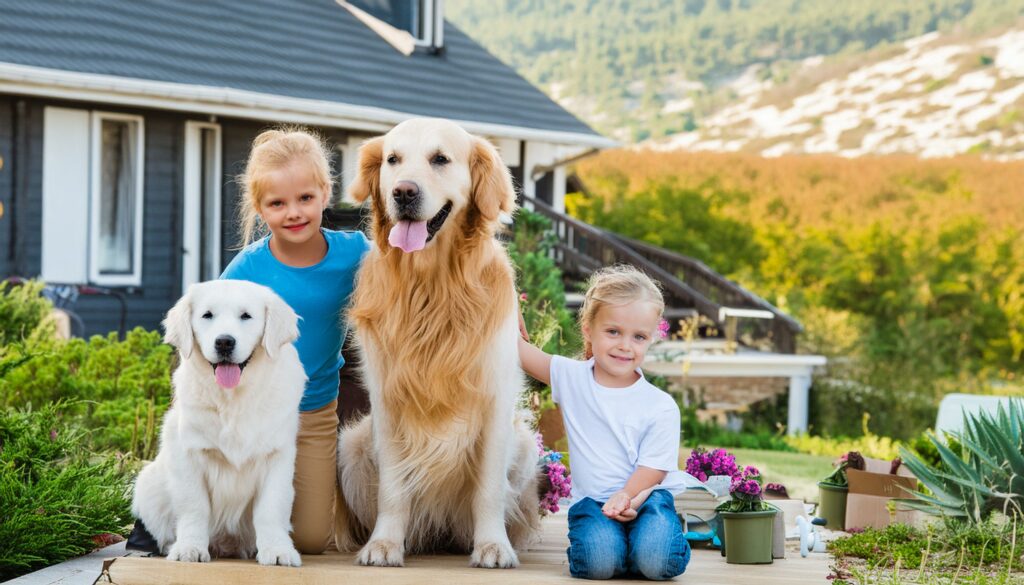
[519,292,528,303]
[658,319,670,339]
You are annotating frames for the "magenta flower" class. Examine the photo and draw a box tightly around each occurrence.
[536,432,572,515]
[658,319,670,339]
[686,447,739,483]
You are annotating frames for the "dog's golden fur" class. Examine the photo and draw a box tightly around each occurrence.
[335,119,540,568]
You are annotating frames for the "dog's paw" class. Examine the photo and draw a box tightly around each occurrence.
[356,539,404,567]
[257,544,302,567]
[470,541,519,569]
[166,541,211,563]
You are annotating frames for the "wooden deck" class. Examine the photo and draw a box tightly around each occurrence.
[102,513,831,584]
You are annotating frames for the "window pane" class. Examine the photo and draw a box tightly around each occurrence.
[98,119,138,275]
[350,0,423,39]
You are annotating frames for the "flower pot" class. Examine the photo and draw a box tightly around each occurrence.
[704,474,732,497]
[720,508,777,564]
[817,482,848,531]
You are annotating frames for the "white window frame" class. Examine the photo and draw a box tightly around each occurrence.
[182,121,222,290]
[412,0,443,48]
[88,111,145,286]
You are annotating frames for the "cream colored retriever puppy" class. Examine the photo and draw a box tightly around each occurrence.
[132,280,305,566]
[335,118,540,568]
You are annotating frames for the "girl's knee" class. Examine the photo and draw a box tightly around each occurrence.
[567,519,627,580]
[569,543,624,580]
[632,537,690,580]
[292,529,331,555]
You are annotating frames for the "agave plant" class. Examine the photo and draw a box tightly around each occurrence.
[898,399,1024,524]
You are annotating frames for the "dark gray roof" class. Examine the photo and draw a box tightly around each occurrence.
[0,0,601,138]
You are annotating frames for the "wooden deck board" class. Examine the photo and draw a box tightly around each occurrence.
[103,514,831,584]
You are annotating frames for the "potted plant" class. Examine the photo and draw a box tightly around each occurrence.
[716,466,777,564]
[817,451,865,531]
[685,447,739,496]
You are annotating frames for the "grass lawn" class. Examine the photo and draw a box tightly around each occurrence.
[681,446,835,503]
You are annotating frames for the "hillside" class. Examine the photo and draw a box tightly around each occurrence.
[654,28,1024,159]
[446,0,1024,145]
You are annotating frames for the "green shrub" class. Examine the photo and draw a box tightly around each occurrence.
[509,208,581,358]
[0,403,134,580]
[0,280,54,345]
[1,328,173,458]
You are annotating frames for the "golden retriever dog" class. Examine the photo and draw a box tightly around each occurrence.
[132,280,305,566]
[335,118,540,568]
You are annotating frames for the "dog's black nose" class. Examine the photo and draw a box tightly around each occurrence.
[215,335,235,357]
[392,181,420,209]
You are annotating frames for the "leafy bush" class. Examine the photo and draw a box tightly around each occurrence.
[1,328,173,458]
[509,208,581,358]
[785,413,901,459]
[0,403,134,580]
[0,280,54,345]
[900,399,1024,524]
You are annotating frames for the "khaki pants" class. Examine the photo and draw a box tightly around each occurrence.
[291,399,339,554]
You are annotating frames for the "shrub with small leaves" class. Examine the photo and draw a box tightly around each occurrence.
[1,328,173,458]
[0,280,54,346]
[0,403,134,581]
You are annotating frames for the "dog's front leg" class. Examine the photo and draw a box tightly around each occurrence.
[356,429,409,567]
[253,447,302,567]
[470,413,519,568]
[166,449,212,562]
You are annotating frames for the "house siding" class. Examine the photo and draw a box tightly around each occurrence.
[0,98,11,277]
[1,101,362,337]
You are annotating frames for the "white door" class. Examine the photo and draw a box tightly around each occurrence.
[182,121,222,290]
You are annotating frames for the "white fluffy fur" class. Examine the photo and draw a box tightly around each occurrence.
[132,280,306,566]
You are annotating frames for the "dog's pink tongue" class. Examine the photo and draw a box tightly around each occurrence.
[388,220,429,253]
[214,363,241,389]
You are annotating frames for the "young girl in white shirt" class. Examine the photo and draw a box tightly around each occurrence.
[519,265,690,580]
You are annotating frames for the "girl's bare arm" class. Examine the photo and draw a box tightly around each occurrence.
[518,335,552,386]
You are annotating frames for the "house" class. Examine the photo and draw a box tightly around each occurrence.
[0,0,612,336]
[0,0,824,433]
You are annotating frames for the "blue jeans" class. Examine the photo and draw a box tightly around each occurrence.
[567,489,690,580]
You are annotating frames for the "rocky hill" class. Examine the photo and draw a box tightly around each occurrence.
[652,28,1024,159]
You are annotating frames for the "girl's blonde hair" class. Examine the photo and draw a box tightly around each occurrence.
[579,264,665,359]
[236,126,334,246]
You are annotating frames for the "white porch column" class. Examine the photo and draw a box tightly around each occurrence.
[787,374,812,435]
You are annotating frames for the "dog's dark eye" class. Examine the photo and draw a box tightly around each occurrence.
[240,312,252,321]
[431,153,450,166]
[386,154,398,165]
[202,311,213,320]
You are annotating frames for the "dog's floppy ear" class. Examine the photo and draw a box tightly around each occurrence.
[262,290,299,359]
[163,287,194,360]
[346,136,385,206]
[470,136,517,222]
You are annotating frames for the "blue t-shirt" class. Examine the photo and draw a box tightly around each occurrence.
[220,229,371,412]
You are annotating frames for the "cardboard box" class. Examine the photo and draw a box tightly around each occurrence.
[844,457,917,530]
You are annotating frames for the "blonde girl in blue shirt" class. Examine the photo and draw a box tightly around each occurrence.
[221,128,370,554]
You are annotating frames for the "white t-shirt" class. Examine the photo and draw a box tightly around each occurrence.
[550,355,698,503]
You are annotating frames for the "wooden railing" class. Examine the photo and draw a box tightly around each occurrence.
[524,198,800,354]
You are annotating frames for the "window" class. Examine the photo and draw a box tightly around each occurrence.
[349,0,443,47]
[90,112,145,285]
